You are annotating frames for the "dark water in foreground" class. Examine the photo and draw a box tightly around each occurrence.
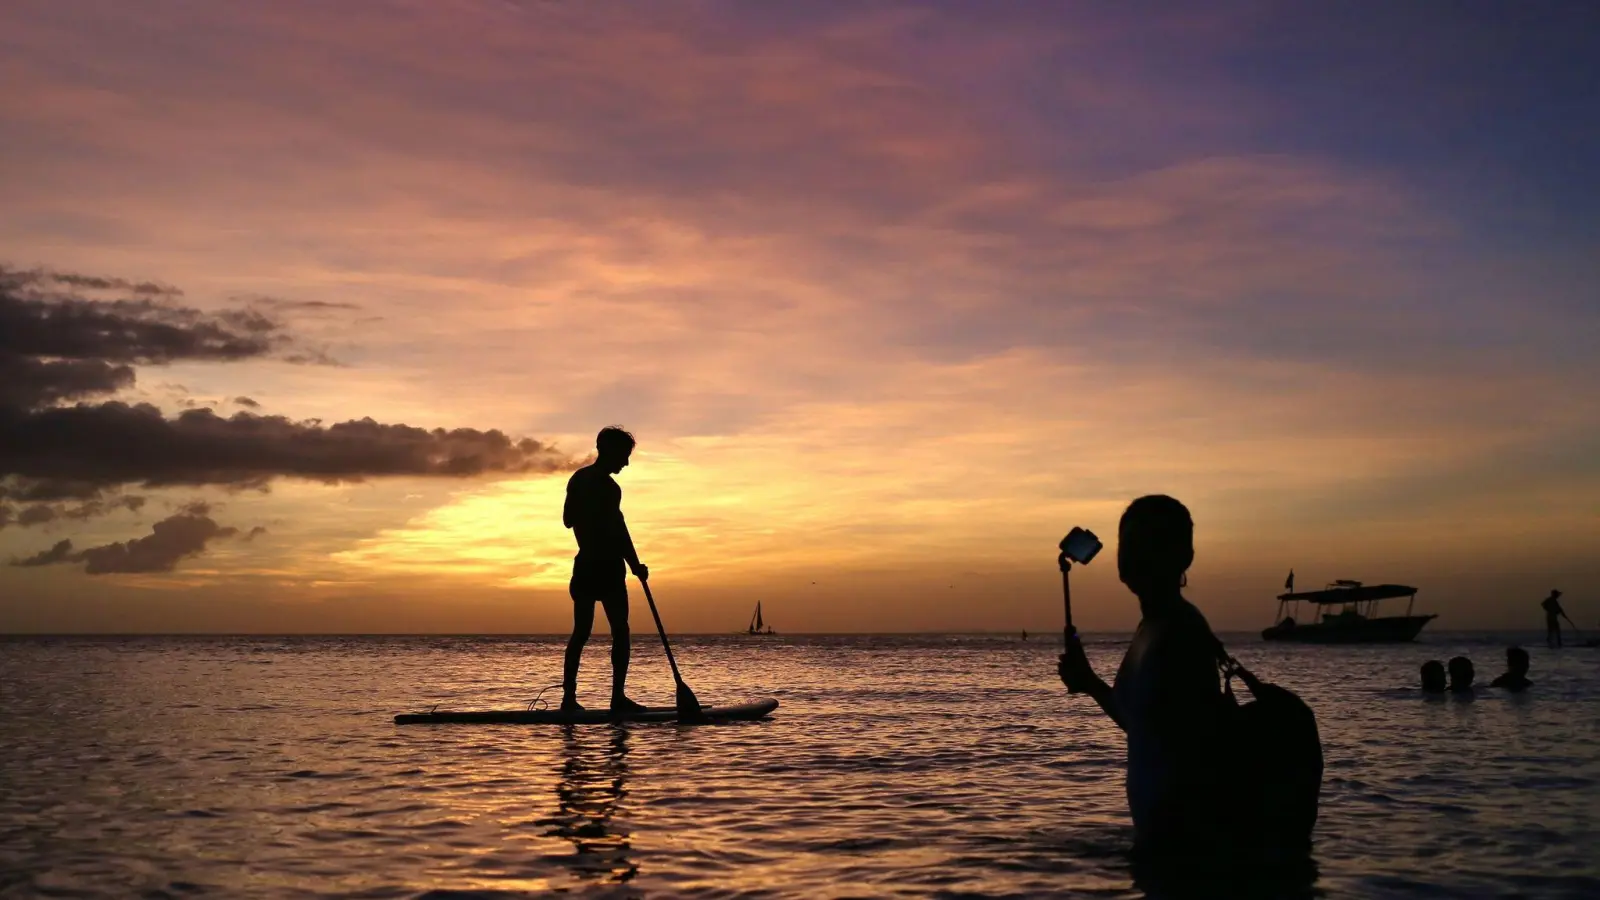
[1,633,1596,898]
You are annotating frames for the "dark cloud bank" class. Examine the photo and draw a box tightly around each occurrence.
[12,503,254,575]
[1,266,574,574]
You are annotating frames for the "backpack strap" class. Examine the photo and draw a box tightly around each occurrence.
[1213,634,1263,700]
[1213,635,1239,700]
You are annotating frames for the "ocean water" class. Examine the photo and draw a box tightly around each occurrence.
[0,632,1596,899]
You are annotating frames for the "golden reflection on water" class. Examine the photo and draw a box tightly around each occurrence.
[1,634,1597,898]
[539,725,637,884]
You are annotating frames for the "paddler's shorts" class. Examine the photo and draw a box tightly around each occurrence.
[570,554,628,617]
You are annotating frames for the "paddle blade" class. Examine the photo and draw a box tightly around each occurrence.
[675,680,706,721]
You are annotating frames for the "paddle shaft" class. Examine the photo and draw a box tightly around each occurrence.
[639,577,689,689]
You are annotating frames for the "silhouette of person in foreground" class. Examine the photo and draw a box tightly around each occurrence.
[1058,495,1235,861]
[1419,660,1447,694]
[1490,647,1533,692]
[1542,590,1566,648]
[562,426,649,714]
[1446,656,1475,694]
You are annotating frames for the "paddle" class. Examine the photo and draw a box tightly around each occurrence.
[638,575,705,721]
[1561,612,1584,640]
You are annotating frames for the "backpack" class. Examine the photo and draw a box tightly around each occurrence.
[1215,646,1323,857]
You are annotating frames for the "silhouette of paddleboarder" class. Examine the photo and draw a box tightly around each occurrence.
[562,426,649,714]
[1542,590,1567,648]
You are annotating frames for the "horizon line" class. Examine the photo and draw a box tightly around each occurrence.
[0,629,1553,638]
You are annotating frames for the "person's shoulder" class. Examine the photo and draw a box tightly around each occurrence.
[1146,601,1221,664]
[1167,599,1218,642]
[567,464,601,493]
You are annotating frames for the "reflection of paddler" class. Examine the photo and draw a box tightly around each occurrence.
[541,725,636,884]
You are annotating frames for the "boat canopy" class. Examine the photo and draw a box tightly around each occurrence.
[1277,583,1417,605]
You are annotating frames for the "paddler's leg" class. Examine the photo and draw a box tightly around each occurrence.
[601,586,643,713]
[564,587,597,711]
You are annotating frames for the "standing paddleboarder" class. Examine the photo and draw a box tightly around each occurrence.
[562,426,649,714]
[1542,589,1566,649]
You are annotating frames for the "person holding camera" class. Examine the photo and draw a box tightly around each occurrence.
[1057,495,1233,860]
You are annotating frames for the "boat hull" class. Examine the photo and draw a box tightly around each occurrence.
[1262,614,1436,644]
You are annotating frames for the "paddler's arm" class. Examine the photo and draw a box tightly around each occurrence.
[618,513,648,581]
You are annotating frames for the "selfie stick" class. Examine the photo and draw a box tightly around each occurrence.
[1058,544,1075,646]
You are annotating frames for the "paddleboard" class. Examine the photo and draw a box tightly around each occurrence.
[394,697,778,725]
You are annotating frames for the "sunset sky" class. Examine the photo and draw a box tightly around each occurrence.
[2,1,1596,633]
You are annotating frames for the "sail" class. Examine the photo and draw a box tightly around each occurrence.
[755,602,764,630]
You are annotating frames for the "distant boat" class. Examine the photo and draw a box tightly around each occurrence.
[745,601,776,636]
[1262,579,1436,643]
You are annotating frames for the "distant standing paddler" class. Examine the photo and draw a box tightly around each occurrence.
[1542,590,1567,649]
[562,426,649,714]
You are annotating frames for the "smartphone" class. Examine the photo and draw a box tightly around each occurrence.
[1060,527,1102,565]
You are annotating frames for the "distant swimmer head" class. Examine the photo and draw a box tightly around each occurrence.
[1447,656,1475,691]
[1420,660,1446,693]
[1117,495,1194,598]
[596,425,636,473]
[1506,646,1530,675]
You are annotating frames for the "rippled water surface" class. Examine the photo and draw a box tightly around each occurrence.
[2,633,1597,898]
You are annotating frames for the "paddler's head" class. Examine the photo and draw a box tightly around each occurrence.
[596,425,636,474]
[1117,494,1194,602]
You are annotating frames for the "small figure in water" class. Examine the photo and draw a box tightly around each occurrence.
[1490,647,1533,692]
[1420,659,1447,694]
[1057,495,1234,860]
[562,426,649,715]
[1447,656,1475,694]
[1542,590,1566,648]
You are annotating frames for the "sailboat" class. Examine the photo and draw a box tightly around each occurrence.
[745,601,776,635]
